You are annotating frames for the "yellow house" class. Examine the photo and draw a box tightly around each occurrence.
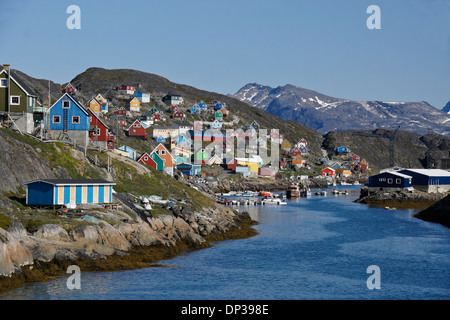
[95,94,108,105]
[236,159,259,173]
[281,140,291,150]
[88,98,102,113]
[129,97,140,112]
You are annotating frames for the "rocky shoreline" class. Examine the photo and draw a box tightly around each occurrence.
[0,194,258,294]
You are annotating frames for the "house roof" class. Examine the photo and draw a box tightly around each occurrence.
[49,93,90,116]
[400,169,450,177]
[0,69,38,97]
[24,179,115,186]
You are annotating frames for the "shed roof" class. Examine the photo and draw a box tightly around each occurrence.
[24,179,115,186]
[400,169,450,177]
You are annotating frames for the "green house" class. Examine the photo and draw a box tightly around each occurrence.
[150,152,164,171]
[0,68,38,113]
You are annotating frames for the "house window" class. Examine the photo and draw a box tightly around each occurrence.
[161,150,166,155]
[396,179,401,184]
[144,156,148,161]
[72,116,80,124]
[0,79,8,87]
[63,101,70,109]
[10,96,20,105]
[387,178,393,184]
[53,115,61,123]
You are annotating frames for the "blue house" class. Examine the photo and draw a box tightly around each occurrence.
[156,136,166,143]
[214,102,224,110]
[398,169,450,193]
[25,179,115,206]
[210,120,222,129]
[198,101,207,110]
[176,163,202,176]
[334,146,349,153]
[368,171,413,192]
[190,104,201,114]
[117,145,137,160]
[47,93,90,146]
[134,91,151,103]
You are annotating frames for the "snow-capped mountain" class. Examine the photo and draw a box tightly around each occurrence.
[443,101,450,114]
[233,83,450,136]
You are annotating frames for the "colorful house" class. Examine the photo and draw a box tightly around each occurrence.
[116,85,135,95]
[177,163,202,176]
[127,119,148,140]
[194,149,209,164]
[210,119,222,129]
[117,145,137,160]
[368,171,413,192]
[190,104,201,114]
[61,83,77,94]
[47,93,90,146]
[281,140,292,151]
[87,108,115,150]
[0,68,38,114]
[208,154,222,165]
[113,107,129,117]
[128,97,141,112]
[250,121,260,130]
[222,158,237,171]
[134,91,151,103]
[163,94,183,106]
[150,123,179,139]
[321,167,336,176]
[25,179,115,206]
[137,152,161,171]
[292,155,305,167]
[214,110,223,121]
[334,146,349,153]
[172,109,186,120]
[151,143,175,175]
[220,107,229,117]
[290,147,302,157]
[88,98,102,113]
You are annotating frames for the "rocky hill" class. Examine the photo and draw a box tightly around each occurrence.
[321,129,450,171]
[233,83,450,136]
[443,101,450,114]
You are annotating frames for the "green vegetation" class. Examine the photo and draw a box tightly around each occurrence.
[0,213,12,230]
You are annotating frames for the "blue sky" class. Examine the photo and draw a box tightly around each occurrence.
[1,0,449,109]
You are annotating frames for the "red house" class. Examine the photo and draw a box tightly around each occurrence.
[61,83,77,94]
[138,152,157,169]
[172,109,186,120]
[221,158,237,171]
[321,167,336,176]
[352,155,361,162]
[152,112,162,121]
[87,109,115,149]
[127,119,148,140]
[290,147,302,157]
[116,85,135,94]
[114,107,128,116]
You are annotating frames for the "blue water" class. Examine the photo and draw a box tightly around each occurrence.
[1,186,449,300]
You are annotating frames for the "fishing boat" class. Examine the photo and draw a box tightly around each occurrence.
[286,184,301,198]
[260,191,273,197]
[262,197,287,205]
[300,188,311,197]
[315,190,327,196]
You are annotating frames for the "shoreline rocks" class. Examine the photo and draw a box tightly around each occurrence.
[0,195,258,294]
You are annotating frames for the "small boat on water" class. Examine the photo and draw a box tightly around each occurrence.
[300,188,311,197]
[315,190,327,196]
[260,191,273,197]
[286,184,301,198]
[262,196,287,205]
[385,206,397,210]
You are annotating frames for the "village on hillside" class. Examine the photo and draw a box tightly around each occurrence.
[1,65,449,208]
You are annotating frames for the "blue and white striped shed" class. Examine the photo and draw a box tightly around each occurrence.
[25,179,115,206]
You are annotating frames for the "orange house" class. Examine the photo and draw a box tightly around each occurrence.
[152,143,174,168]
[292,155,305,167]
[129,97,141,112]
[88,98,102,113]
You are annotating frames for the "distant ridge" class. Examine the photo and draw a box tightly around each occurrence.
[233,83,450,137]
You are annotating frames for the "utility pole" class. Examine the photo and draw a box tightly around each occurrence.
[4,64,11,113]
